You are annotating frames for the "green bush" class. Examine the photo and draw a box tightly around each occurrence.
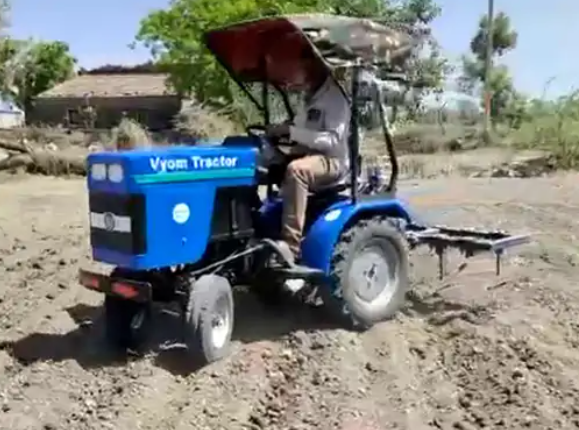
[508,91,579,169]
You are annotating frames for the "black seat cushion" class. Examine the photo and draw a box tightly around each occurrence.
[222,135,261,147]
[310,182,349,199]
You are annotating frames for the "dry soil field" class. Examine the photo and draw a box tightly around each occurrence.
[1,170,579,430]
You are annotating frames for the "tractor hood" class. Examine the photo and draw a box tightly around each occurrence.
[87,139,259,193]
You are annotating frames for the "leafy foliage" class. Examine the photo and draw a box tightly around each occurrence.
[460,11,519,123]
[0,2,76,110]
[14,41,77,109]
[135,0,448,115]
[79,61,165,75]
[469,12,517,62]
[508,92,579,169]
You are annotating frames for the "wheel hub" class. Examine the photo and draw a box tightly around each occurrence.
[349,244,397,304]
[130,308,146,331]
[210,296,231,349]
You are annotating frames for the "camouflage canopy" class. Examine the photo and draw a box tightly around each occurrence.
[284,14,419,68]
[204,14,421,91]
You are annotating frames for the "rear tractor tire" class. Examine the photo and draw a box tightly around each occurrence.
[102,268,152,353]
[103,295,152,353]
[183,274,234,365]
[322,217,409,329]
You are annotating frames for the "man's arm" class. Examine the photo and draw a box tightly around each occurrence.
[288,91,349,154]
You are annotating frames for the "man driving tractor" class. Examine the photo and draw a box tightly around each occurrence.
[264,52,351,292]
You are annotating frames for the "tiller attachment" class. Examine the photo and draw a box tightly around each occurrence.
[406,224,531,279]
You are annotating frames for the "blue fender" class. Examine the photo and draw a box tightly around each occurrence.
[300,198,413,274]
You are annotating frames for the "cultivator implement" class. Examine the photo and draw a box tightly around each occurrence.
[405,224,531,278]
[384,184,532,278]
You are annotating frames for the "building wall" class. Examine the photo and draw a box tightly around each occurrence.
[27,96,182,131]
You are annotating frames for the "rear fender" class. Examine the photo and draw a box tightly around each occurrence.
[300,198,412,274]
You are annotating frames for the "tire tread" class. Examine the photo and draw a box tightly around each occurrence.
[324,216,409,329]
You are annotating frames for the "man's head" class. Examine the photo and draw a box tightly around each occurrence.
[269,42,327,95]
[299,47,328,95]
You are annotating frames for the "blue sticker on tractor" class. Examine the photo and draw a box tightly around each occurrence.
[86,143,259,193]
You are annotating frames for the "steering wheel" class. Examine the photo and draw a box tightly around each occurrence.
[246,124,266,138]
[246,124,296,155]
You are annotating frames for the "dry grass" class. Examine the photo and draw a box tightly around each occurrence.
[363,122,484,155]
[173,101,239,139]
[0,102,558,181]
[109,117,152,150]
[0,126,90,148]
[0,102,239,153]
[505,93,579,169]
[397,147,516,179]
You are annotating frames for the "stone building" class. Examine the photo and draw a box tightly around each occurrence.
[27,73,181,131]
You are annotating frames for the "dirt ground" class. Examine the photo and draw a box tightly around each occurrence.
[1,170,579,430]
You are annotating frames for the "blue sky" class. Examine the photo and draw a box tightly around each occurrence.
[9,0,576,99]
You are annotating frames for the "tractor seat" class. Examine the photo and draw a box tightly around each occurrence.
[259,163,355,198]
[309,173,350,199]
[222,135,261,148]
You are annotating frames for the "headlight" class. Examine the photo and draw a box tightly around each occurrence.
[108,163,124,183]
[91,163,106,180]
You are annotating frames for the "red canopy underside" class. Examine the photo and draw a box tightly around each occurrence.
[205,17,327,90]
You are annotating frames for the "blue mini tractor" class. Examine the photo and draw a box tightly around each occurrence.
[78,15,530,364]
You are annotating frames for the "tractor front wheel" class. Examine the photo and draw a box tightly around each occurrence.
[323,217,409,329]
[184,274,234,365]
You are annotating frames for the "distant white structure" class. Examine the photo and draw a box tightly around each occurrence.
[0,101,24,128]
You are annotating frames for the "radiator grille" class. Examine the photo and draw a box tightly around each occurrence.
[88,192,147,254]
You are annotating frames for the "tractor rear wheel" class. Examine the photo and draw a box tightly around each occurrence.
[101,267,152,353]
[322,217,409,329]
[103,295,151,352]
[184,274,234,365]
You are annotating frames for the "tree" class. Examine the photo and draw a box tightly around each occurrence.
[460,11,518,122]
[470,12,517,62]
[9,41,76,110]
[135,0,323,105]
[501,88,529,129]
[0,0,25,100]
[0,0,76,110]
[403,42,452,120]
[456,97,481,125]
[79,61,164,75]
[135,0,448,112]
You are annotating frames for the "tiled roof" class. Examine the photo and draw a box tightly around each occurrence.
[37,73,176,98]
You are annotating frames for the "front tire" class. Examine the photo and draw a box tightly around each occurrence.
[184,274,234,365]
[322,217,409,329]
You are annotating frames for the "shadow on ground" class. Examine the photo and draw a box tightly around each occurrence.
[0,284,493,376]
[0,287,337,376]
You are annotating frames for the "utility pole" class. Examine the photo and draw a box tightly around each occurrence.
[483,0,494,143]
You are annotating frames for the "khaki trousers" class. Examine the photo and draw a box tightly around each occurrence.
[281,155,343,257]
